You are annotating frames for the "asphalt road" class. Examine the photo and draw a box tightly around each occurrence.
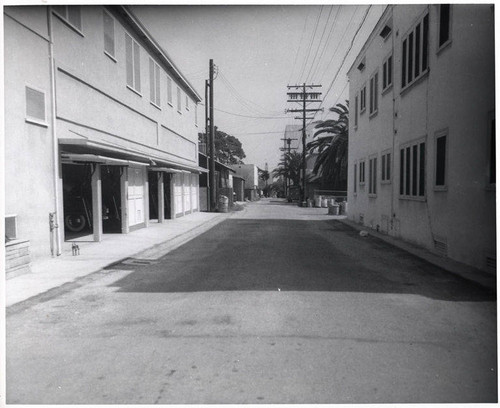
[6,199,497,404]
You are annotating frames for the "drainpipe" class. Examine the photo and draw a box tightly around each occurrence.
[47,6,62,256]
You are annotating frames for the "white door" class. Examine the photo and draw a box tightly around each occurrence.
[127,167,145,226]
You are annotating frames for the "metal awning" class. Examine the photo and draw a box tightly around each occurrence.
[61,153,148,166]
[59,138,208,173]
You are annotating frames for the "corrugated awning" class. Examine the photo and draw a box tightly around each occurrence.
[59,138,207,174]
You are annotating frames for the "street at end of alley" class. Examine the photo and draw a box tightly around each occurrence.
[6,198,497,404]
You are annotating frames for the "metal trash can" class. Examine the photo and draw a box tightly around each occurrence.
[328,202,340,215]
[218,195,229,213]
[339,201,347,215]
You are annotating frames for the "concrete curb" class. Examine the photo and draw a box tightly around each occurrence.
[338,218,496,291]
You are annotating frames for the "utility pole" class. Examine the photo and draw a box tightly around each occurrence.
[280,136,298,196]
[286,84,322,205]
[205,79,210,211]
[208,59,216,211]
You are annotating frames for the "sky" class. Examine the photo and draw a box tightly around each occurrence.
[132,5,386,172]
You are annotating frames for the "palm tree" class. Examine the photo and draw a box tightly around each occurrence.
[272,150,303,187]
[306,101,349,191]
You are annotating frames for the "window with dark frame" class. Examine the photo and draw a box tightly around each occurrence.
[354,94,359,127]
[381,152,391,182]
[359,161,366,184]
[354,164,357,193]
[369,157,377,195]
[383,54,393,91]
[369,72,378,115]
[439,4,451,47]
[400,140,426,198]
[53,5,82,31]
[435,134,447,187]
[360,85,366,112]
[401,13,429,90]
[167,77,173,105]
[103,10,115,57]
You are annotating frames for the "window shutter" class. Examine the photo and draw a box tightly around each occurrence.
[133,42,141,92]
[155,64,161,106]
[149,59,155,103]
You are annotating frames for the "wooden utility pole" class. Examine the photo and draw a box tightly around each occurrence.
[286,84,322,205]
[204,79,211,211]
[208,59,216,211]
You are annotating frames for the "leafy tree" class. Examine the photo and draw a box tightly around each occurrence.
[272,150,303,187]
[198,127,246,165]
[258,169,270,186]
[306,101,349,190]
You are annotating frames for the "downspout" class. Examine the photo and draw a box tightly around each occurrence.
[390,5,396,235]
[47,6,62,256]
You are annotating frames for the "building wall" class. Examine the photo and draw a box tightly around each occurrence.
[231,164,259,189]
[4,8,55,259]
[348,5,495,272]
[4,5,202,260]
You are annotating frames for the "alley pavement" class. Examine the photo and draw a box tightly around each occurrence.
[6,198,497,404]
[6,210,231,307]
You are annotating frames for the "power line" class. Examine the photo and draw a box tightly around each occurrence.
[304,5,335,84]
[199,103,288,119]
[296,6,323,83]
[308,5,372,126]
[288,8,311,85]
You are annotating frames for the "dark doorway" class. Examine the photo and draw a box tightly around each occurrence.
[148,172,159,220]
[163,173,172,219]
[62,163,93,240]
[101,165,122,233]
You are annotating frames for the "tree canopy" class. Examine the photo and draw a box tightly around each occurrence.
[272,150,303,187]
[306,101,349,191]
[199,127,246,165]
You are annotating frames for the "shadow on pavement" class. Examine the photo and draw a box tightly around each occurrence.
[109,219,496,302]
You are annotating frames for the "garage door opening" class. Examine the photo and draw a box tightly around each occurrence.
[101,165,122,233]
[62,163,93,241]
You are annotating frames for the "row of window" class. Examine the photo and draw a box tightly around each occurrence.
[354,6,452,128]
[52,6,198,125]
[353,135,446,199]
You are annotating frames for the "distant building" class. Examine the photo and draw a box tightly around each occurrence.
[5,5,204,273]
[347,5,495,272]
[231,164,260,201]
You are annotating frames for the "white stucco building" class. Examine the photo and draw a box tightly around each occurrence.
[5,5,204,272]
[347,5,495,273]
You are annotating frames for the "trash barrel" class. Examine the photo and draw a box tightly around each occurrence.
[321,198,328,208]
[218,195,229,213]
[314,196,322,207]
[328,202,340,215]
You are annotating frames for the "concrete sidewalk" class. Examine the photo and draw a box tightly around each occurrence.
[339,218,496,291]
[6,211,230,307]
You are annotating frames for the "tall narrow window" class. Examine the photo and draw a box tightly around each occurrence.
[354,164,357,193]
[369,157,377,195]
[439,4,451,47]
[125,33,141,93]
[381,151,391,182]
[359,160,366,184]
[149,59,161,107]
[383,55,393,91]
[369,72,378,115]
[177,87,182,112]
[103,10,115,58]
[167,77,173,105]
[26,86,46,124]
[400,140,426,198]
[360,85,366,112]
[185,95,189,110]
[354,94,359,127]
[435,132,447,187]
[402,13,429,90]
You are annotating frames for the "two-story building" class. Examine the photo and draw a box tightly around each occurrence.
[5,5,204,273]
[347,5,495,273]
